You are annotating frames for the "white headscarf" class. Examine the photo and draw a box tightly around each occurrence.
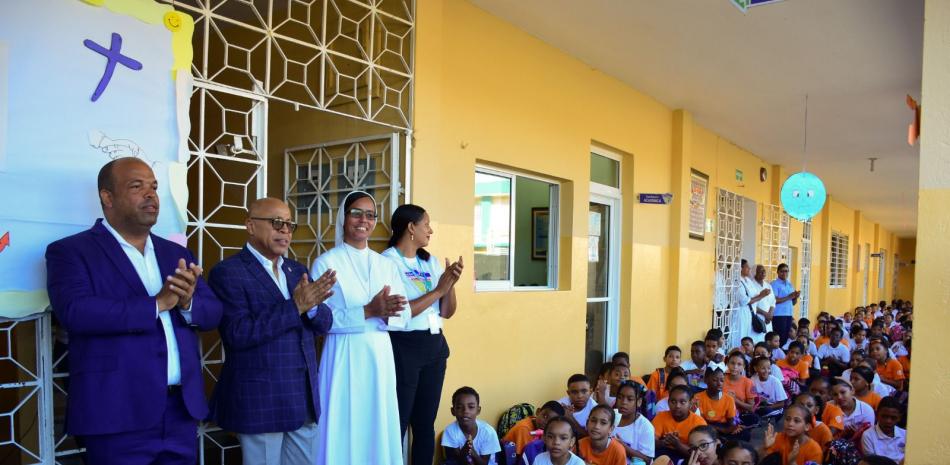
[335,190,377,247]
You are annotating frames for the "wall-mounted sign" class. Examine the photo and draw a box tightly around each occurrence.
[638,193,673,205]
[688,170,709,240]
[735,169,744,182]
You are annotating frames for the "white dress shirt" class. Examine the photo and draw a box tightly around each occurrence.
[246,243,321,319]
[102,219,187,386]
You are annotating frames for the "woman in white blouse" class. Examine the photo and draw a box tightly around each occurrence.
[382,204,463,465]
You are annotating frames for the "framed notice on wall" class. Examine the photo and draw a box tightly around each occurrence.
[688,169,709,240]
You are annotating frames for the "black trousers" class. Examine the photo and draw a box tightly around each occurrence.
[391,330,450,465]
[773,315,794,346]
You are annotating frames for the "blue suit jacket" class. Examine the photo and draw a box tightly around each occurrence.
[44,219,223,436]
[208,246,332,434]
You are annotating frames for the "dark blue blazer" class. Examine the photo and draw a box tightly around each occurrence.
[208,246,332,434]
[44,219,223,436]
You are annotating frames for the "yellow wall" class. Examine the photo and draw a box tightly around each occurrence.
[906,1,950,461]
[896,237,916,300]
[405,0,904,433]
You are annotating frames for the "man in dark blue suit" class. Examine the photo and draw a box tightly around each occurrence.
[208,197,335,464]
[45,158,223,464]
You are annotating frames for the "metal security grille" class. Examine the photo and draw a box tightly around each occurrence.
[759,204,790,282]
[799,221,812,318]
[713,189,744,345]
[830,231,849,288]
[284,133,402,265]
[16,1,417,464]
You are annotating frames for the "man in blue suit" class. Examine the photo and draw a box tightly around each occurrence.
[45,158,223,464]
[208,197,335,464]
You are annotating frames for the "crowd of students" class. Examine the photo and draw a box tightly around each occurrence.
[438,300,913,465]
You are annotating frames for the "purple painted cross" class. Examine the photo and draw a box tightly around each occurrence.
[83,32,143,102]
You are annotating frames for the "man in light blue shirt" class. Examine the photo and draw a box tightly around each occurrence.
[771,263,800,345]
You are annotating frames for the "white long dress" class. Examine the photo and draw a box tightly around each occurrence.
[311,243,409,465]
[730,276,755,349]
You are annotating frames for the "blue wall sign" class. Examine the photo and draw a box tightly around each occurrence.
[638,193,673,205]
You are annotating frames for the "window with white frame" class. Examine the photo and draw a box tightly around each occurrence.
[474,167,559,290]
[830,231,849,288]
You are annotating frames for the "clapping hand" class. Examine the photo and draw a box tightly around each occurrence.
[293,270,336,314]
[764,423,777,449]
[365,285,408,319]
[157,258,202,311]
[436,256,464,294]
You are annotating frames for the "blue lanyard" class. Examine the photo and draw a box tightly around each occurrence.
[396,248,432,292]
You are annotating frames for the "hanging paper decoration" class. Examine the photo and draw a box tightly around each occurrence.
[780,172,827,221]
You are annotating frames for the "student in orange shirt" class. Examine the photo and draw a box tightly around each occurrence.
[723,352,756,418]
[577,405,626,465]
[869,340,905,392]
[851,366,882,411]
[793,393,833,454]
[694,364,740,438]
[502,400,564,455]
[776,341,810,387]
[646,346,682,401]
[762,404,823,465]
[806,377,844,436]
[652,385,706,463]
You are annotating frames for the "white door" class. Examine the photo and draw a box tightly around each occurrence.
[586,194,620,378]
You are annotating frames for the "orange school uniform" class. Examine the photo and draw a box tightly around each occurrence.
[646,368,671,400]
[815,336,850,348]
[776,358,810,381]
[822,403,845,432]
[898,355,911,377]
[766,433,823,465]
[501,417,538,455]
[578,437,627,465]
[858,391,882,411]
[695,391,737,424]
[724,376,757,409]
[877,358,906,382]
[808,422,834,453]
[651,411,707,443]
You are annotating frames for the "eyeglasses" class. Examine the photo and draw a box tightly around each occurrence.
[250,217,298,233]
[691,441,716,452]
[347,208,378,221]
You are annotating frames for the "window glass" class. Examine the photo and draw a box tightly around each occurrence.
[474,172,511,282]
[590,153,620,188]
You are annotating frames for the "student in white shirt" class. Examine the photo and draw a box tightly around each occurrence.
[818,327,851,375]
[442,387,501,465]
[829,378,875,437]
[861,397,906,463]
[751,356,787,418]
[383,204,465,465]
[558,374,598,433]
[530,417,586,465]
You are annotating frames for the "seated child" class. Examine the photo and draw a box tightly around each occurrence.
[684,426,721,465]
[753,343,784,380]
[807,377,844,436]
[651,385,707,462]
[558,374,597,434]
[829,378,875,439]
[740,337,755,364]
[704,331,725,364]
[860,397,906,464]
[720,441,760,465]
[646,346,682,401]
[793,393,833,454]
[502,400,564,455]
[680,340,709,389]
[723,351,758,429]
[818,327,851,377]
[531,417,585,465]
[612,380,654,465]
[850,366,882,411]
[652,369,700,417]
[765,331,786,361]
[776,341,810,389]
[762,404,823,465]
[851,325,869,352]
[869,340,905,392]
[578,405,626,465]
[694,364,741,438]
[596,363,642,406]
[751,356,788,419]
[442,387,501,465]
[612,351,630,367]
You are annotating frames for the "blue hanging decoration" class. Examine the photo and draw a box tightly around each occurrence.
[780,172,827,221]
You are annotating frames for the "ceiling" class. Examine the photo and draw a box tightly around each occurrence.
[467,0,923,236]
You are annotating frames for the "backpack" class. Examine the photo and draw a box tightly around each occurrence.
[496,403,535,439]
[824,438,861,465]
[778,366,801,398]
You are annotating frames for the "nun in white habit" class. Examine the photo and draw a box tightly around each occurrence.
[311,191,411,465]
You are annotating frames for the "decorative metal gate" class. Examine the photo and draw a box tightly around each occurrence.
[759,204,790,282]
[713,189,745,345]
[5,0,416,463]
[799,221,812,319]
[283,133,404,265]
